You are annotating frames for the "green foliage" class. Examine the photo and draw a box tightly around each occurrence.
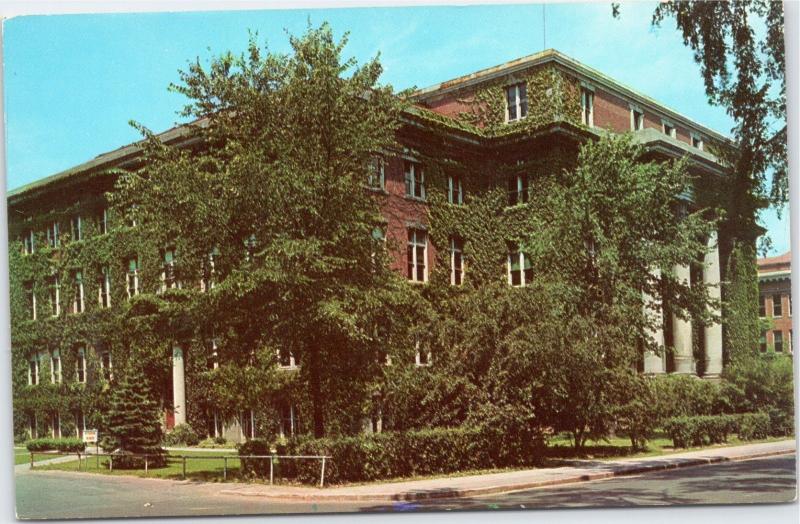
[718,354,794,425]
[722,243,761,364]
[26,437,86,453]
[104,360,165,467]
[237,439,274,478]
[650,374,723,420]
[663,414,736,448]
[736,412,770,441]
[164,424,200,447]
[609,370,661,450]
[196,436,229,448]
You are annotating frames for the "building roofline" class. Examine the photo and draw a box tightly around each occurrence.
[412,49,732,145]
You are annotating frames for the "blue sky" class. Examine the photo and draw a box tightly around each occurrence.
[3,2,790,254]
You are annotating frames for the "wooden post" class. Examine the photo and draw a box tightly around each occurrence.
[77,453,81,471]
[223,457,227,481]
[182,456,186,479]
[29,452,34,470]
[144,456,148,475]
[320,457,326,488]
[96,452,99,469]
[109,456,113,471]
[269,456,274,485]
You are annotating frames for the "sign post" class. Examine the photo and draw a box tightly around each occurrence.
[83,429,99,468]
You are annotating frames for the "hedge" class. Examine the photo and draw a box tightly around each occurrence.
[663,412,775,448]
[238,426,544,484]
[26,437,86,453]
[737,412,770,441]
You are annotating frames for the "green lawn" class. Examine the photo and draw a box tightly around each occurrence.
[14,448,60,465]
[36,450,243,481]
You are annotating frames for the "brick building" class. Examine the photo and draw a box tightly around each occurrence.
[758,251,793,353]
[8,49,742,442]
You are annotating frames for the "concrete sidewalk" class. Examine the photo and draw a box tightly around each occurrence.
[219,439,796,502]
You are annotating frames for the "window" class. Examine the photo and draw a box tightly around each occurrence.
[406,229,427,282]
[201,248,219,292]
[23,229,35,255]
[24,280,36,320]
[759,330,767,353]
[367,157,385,190]
[207,339,219,370]
[404,160,425,199]
[46,221,59,248]
[581,87,594,127]
[759,295,766,317]
[97,208,108,235]
[662,121,676,138]
[278,348,297,369]
[98,266,111,308]
[773,331,784,353]
[773,294,782,317]
[49,275,60,317]
[161,247,178,290]
[126,257,139,298]
[70,215,82,242]
[691,133,704,150]
[29,358,38,386]
[415,341,431,367]
[280,404,297,438]
[51,353,62,383]
[507,173,529,206]
[72,270,84,314]
[100,352,112,380]
[631,108,644,131]
[450,237,464,286]
[508,243,533,287]
[506,82,528,122]
[76,348,86,383]
[448,174,463,205]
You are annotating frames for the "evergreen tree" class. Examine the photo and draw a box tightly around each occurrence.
[105,359,165,468]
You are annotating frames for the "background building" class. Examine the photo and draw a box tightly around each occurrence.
[8,49,748,442]
[758,251,793,354]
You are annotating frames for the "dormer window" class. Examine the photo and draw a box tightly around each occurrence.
[506,82,528,122]
[581,87,594,127]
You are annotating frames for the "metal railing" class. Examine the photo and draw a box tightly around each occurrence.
[28,451,332,487]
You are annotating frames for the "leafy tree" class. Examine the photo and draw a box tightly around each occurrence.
[104,359,165,467]
[112,23,419,438]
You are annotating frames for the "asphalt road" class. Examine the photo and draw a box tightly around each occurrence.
[14,454,797,519]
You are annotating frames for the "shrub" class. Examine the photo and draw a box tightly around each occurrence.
[197,437,230,448]
[26,438,86,453]
[651,375,723,420]
[719,356,794,433]
[164,424,200,447]
[737,412,770,440]
[663,415,736,448]
[237,439,274,478]
[766,407,794,437]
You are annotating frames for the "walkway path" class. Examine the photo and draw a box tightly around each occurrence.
[219,439,796,502]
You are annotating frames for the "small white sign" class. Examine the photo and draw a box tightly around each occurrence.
[83,429,98,444]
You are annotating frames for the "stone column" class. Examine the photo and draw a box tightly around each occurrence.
[672,263,695,374]
[704,232,724,377]
[172,345,186,426]
[643,268,666,374]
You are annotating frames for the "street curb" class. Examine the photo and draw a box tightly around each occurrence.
[218,446,796,502]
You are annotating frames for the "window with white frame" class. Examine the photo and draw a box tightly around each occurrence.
[406,228,427,282]
[24,280,36,320]
[98,266,111,308]
[72,270,84,314]
[506,82,528,122]
[161,247,178,290]
[23,228,35,255]
[126,257,139,298]
[691,133,704,150]
[662,120,676,138]
[76,348,86,383]
[70,215,82,242]
[581,87,594,127]
[508,242,533,287]
[773,330,784,352]
[278,347,297,368]
[280,404,297,438]
[450,237,464,286]
[507,173,529,206]
[448,174,463,205]
[631,107,644,131]
[46,220,59,248]
[49,275,60,317]
[201,248,219,292]
[367,156,385,190]
[759,295,766,317]
[415,341,431,367]
[100,351,112,380]
[404,160,425,199]
[51,352,61,383]
[773,294,782,317]
[97,208,109,235]
[29,357,38,385]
